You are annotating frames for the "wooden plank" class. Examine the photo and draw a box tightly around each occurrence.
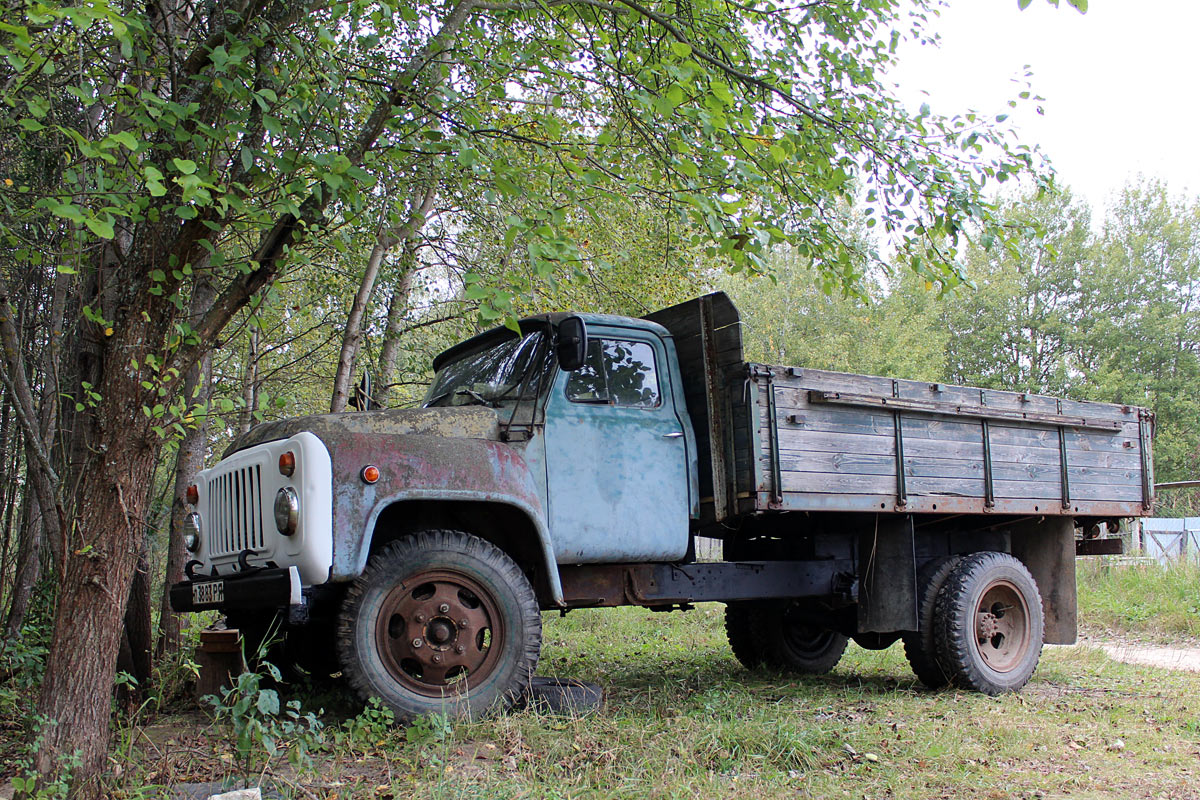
[644,292,740,339]
[770,366,1137,424]
[776,470,1143,502]
[807,389,1123,432]
[771,451,1142,486]
[771,393,1141,442]
[772,420,1138,457]
[770,431,1142,473]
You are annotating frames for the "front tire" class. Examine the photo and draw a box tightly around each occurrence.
[933,552,1044,695]
[337,530,541,720]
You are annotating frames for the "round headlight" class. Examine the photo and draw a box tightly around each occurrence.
[274,487,300,536]
[183,512,202,552]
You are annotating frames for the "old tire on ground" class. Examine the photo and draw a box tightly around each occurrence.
[933,551,1044,695]
[337,530,541,720]
[521,676,605,715]
[902,556,963,688]
[760,601,848,674]
[724,601,766,669]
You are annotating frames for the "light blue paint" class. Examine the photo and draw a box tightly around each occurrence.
[541,324,695,563]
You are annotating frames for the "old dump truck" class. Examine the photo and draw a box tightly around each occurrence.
[170,292,1154,716]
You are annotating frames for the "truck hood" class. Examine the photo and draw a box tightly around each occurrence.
[225,407,501,457]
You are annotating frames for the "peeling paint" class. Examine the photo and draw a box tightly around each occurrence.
[227,407,500,457]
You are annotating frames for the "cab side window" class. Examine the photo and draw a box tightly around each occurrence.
[566,338,661,408]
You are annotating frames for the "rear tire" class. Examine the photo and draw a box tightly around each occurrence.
[724,601,766,668]
[902,556,962,688]
[763,601,848,674]
[337,530,541,720]
[933,552,1043,695]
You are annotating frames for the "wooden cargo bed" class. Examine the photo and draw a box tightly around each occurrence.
[646,293,1155,525]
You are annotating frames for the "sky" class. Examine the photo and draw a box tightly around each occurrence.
[887,0,1200,215]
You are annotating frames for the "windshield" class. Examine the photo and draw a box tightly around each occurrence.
[424,330,553,408]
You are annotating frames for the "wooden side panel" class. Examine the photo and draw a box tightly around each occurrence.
[645,293,744,522]
[742,364,1151,517]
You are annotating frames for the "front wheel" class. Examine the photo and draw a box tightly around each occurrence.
[933,552,1044,695]
[337,530,542,720]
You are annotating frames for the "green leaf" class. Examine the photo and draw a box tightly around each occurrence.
[710,81,734,105]
[172,158,198,175]
[84,216,116,239]
[670,41,692,57]
[50,202,86,224]
[112,131,138,151]
[257,689,280,716]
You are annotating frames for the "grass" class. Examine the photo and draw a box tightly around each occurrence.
[96,598,1200,800]
[1077,556,1200,642]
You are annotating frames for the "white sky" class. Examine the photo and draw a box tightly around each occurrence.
[888,0,1200,214]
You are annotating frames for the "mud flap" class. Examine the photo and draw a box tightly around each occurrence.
[857,517,918,633]
[1011,516,1077,645]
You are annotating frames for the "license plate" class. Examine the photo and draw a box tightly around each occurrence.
[192,580,224,606]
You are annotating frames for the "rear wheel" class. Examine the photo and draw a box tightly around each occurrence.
[933,552,1043,695]
[337,530,541,720]
[726,600,847,675]
[724,601,766,668]
[902,556,962,688]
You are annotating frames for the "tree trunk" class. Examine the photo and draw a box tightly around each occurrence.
[32,348,160,793]
[237,328,259,436]
[3,464,43,642]
[157,278,216,657]
[330,226,393,414]
[375,182,439,407]
[116,544,153,707]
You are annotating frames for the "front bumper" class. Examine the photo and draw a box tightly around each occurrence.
[169,565,302,613]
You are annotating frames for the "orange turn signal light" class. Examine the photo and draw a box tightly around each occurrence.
[361,465,380,484]
[279,451,296,476]
[185,484,199,506]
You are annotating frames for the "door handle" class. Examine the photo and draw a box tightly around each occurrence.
[662,431,684,439]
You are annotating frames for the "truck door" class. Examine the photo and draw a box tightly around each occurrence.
[543,332,691,563]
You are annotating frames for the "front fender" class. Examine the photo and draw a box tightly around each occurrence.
[323,434,562,604]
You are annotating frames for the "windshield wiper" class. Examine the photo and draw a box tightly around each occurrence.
[423,388,497,408]
[457,388,497,407]
[424,390,451,408]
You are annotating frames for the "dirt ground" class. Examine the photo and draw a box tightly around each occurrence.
[1093,642,1200,672]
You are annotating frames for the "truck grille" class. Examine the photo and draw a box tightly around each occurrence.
[206,464,266,557]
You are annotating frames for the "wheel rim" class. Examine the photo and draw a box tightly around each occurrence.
[973,578,1032,673]
[781,605,836,656]
[374,569,504,697]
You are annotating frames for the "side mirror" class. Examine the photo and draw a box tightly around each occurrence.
[556,316,588,371]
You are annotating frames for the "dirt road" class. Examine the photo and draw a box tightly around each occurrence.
[1095,642,1200,672]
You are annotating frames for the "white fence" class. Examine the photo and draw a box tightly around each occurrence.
[1138,518,1200,563]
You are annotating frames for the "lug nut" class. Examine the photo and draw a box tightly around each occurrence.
[411,638,423,648]
[432,654,442,664]
[458,619,469,629]
[415,613,426,623]
[438,603,450,614]
[455,644,466,654]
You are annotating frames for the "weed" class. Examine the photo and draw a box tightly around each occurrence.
[1078,557,1200,641]
[202,660,325,781]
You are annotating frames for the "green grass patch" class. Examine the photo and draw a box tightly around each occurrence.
[99,603,1200,799]
[1077,557,1200,642]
